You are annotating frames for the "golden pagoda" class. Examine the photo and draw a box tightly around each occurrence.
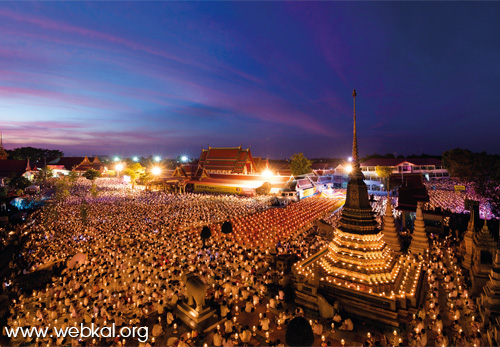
[293,90,424,326]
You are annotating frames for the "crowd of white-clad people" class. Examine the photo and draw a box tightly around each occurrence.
[407,237,484,347]
[3,176,495,347]
[425,180,495,218]
[4,178,343,346]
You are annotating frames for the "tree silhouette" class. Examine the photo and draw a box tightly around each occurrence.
[375,165,394,196]
[83,169,101,192]
[221,221,233,235]
[200,226,212,248]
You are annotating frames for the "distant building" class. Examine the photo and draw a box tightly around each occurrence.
[196,146,257,176]
[171,146,289,196]
[47,156,107,175]
[361,157,449,182]
[0,159,33,182]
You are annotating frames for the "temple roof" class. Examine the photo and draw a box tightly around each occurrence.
[196,146,256,175]
[47,156,105,171]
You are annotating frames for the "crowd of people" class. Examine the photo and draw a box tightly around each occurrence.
[4,179,344,346]
[425,180,494,218]
[407,237,484,347]
[2,176,494,347]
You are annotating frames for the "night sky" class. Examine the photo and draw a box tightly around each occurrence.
[1,2,500,159]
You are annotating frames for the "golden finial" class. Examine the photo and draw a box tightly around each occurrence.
[352,89,359,166]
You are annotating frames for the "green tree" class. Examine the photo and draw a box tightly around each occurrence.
[67,170,78,185]
[83,169,101,190]
[38,166,54,182]
[140,172,153,190]
[442,149,475,181]
[442,148,500,216]
[375,166,394,196]
[123,163,144,189]
[290,153,312,176]
[54,178,70,201]
[0,187,8,198]
[9,176,31,190]
[360,153,396,162]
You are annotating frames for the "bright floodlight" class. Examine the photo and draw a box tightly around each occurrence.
[133,156,139,162]
[348,157,353,162]
[154,156,161,162]
[181,156,188,163]
[152,167,162,176]
[262,169,273,178]
[115,163,124,172]
[114,156,120,162]
[345,164,353,173]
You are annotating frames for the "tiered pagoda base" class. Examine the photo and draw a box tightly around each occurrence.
[291,89,424,326]
[293,246,424,327]
[478,251,500,324]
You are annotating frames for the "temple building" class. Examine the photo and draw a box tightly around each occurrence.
[47,156,107,175]
[195,146,257,176]
[292,90,424,326]
[171,147,289,196]
[0,159,34,183]
[360,158,449,182]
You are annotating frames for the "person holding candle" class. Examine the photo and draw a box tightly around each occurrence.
[260,313,270,331]
[240,325,252,346]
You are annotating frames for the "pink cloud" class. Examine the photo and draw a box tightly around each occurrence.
[0,86,130,111]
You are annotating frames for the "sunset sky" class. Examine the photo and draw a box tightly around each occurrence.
[1,2,499,159]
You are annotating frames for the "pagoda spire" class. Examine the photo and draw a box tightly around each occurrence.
[0,132,7,160]
[352,89,359,163]
[351,89,362,177]
[338,89,377,234]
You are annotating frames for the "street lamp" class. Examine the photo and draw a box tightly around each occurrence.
[154,156,161,163]
[132,156,139,162]
[261,169,273,178]
[152,167,162,176]
[115,163,124,178]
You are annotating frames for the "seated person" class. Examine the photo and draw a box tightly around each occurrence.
[339,318,353,331]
